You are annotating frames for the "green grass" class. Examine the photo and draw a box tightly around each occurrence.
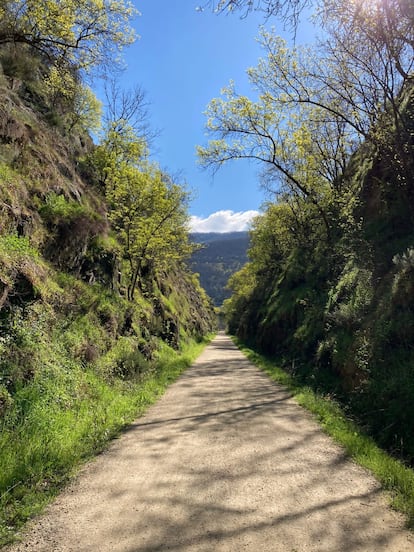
[236,340,414,529]
[0,335,213,546]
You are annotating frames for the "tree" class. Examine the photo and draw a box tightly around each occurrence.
[70,84,103,133]
[103,80,155,144]
[44,69,103,132]
[0,0,137,75]
[319,0,414,183]
[223,261,257,335]
[90,119,148,190]
[202,0,413,152]
[200,0,312,26]
[197,69,351,240]
[322,0,414,76]
[198,2,414,227]
[203,0,414,47]
[106,163,193,300]
[248,202,296,271]
[86,76,195,301]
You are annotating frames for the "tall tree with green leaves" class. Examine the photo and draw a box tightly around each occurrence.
[200,0,413,183]
[106,163,192,300]
[92,117,193,301]
[197,68,350,240]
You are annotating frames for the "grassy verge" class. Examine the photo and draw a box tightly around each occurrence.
[0,335,213,546]
[236,340,414,528]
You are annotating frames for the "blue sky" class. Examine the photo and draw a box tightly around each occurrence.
[110,2,314,232]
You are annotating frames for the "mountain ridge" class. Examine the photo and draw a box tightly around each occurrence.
[189,231,250,306]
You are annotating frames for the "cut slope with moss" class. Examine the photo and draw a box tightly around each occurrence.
[0,50,216,545]
[224,83,414,464]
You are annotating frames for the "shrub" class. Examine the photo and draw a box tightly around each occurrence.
[96,336,151,380]
[39,193,92,225]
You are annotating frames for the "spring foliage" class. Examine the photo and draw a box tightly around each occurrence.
[91,119,194,300]
[0,0,137,73]
[0,6,215,543]
[202,0,414,463]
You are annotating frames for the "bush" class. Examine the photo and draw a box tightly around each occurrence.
[96,336,151,380]
[39,193,92,225]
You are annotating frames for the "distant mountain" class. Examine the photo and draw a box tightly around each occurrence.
[189,232,250,306]
[190,232,249,244]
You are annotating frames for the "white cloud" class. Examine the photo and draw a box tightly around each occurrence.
[189,210,259,233]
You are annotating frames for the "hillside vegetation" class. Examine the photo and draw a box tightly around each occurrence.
[200,1,414,465]
[190,232,249,305]
[0,6,215,543]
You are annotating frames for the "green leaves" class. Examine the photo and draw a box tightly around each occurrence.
[198,30,356,210]
[93,123,192,301]
[0,0,137,75]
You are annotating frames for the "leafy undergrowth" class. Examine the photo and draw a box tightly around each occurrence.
[0,335,213,546]
[236,340,414,529]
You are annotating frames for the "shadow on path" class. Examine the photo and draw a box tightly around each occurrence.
[7,333,414,552]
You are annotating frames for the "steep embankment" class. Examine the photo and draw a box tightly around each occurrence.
[225,83,414,464]
[0,54,215,545]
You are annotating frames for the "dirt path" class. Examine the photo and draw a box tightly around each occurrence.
[7,333,414,551]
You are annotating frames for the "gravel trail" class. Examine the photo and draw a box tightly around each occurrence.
[6,332,414,551]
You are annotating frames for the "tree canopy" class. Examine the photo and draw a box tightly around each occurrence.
[199,0,414,225]
[106,162,192,300]
[91,115,193,300]
[0,0,137,75]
